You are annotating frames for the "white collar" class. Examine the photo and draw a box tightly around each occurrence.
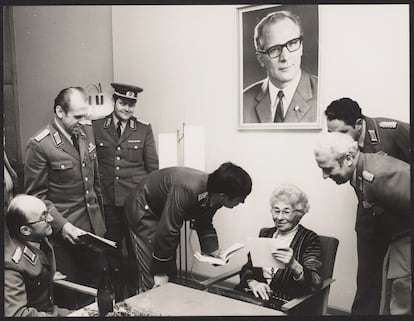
[268,70,302,116]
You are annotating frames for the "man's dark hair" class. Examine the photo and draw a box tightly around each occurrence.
[112,94,136,107]
[207,162,252,200]
[325,97,363,127]
[54,87,86,113]
[6,199,27,238]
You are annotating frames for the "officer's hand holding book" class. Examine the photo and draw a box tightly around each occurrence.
[61,222,87,244]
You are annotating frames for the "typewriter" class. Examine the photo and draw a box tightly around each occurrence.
[208,287,289,310]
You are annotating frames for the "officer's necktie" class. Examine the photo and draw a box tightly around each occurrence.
[273,90,285,123]
[71,134,80,154]
[116,122,122,138]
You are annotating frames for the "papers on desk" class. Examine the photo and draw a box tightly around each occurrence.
[194,243,245,265]
[247,237,285,269]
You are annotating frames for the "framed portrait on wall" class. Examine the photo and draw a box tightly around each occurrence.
[238,4,321,130]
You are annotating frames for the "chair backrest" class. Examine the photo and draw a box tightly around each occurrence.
[319,235,339,280]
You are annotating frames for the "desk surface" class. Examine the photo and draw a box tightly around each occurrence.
[69,283,284,316]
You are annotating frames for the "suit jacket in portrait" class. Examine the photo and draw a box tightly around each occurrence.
[243,71,318,123]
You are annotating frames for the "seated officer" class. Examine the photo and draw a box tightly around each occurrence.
[4,194,71,317]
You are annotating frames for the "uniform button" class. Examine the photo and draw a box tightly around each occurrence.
[134,146,138,149]
[37,281,41,286]
[148,239,152,243]
[115,176,120,180]
[117,147,121,150]
[116,166,120,170]
[86,190,89,194]
[87,203,90,208]
[82,162,86,167]
[99,143,104,146]
[116,156,121,161]
[144,205,149,210]
[85,177,89,182]
[60,164,65,169]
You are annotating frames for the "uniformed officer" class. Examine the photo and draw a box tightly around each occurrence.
[325,97,410,163]
[314,132,411,315]
[123,162,252,292]
[92,83,159,293]
[5,195,71,317]
[24,87,106,309]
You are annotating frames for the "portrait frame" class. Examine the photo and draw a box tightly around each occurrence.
[238,4,322,130]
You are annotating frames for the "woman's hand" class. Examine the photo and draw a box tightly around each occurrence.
[272,247,295,267]
[247,280,272,300]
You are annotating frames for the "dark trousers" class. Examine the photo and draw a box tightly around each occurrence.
[352,234,389,315]
[104,205,138,295]
[53,241,103,309]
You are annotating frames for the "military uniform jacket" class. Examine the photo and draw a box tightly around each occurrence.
[93,114,159,206]
[243,71,318,123]
[352,152,410,242]
[24,119,106,236]
[4,236,57,317]
[124,167,220,276]
[362,116,410,163]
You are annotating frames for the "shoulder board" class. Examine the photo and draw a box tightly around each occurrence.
[379,121,397,129]
[137,119,149,126]
[34,128,50,142]
[362,170,375,183]
[11,246,23,264]
[23,246,38,265]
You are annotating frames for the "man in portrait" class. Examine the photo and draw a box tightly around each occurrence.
[243,10,318,123]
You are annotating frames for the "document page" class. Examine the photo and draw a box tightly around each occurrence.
[247,237,285,269]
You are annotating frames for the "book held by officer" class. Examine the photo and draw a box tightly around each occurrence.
[194,243,245,265]
[78,232,117,251]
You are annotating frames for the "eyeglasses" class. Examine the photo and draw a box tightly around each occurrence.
[257,36,303,59]
[25,210,50,225]
[271,208,305,217]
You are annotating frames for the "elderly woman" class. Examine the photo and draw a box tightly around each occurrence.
[236,184,322,300]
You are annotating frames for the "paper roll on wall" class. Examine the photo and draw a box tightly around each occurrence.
[184,125,205,171]
[158,133,178,169]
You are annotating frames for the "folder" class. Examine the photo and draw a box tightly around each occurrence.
[247,237,285,269]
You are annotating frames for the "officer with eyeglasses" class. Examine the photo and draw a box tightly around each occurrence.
[243,10,318,123]
[4,195,71,317]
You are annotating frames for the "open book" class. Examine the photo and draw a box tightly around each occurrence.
[78,232,117,252]
[194,242,245,265]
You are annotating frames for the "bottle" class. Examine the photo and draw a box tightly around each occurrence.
[97,267,114,316]
[112,267,126,303]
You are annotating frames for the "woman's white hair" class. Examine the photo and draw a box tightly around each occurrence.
[269,183,310,213]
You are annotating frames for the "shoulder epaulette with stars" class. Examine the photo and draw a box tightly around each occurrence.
[379,121,397,129]
[34,128,50,142]
[362,170,375,183]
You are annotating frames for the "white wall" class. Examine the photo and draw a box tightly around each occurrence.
[112,5,409,312]
[13,6,114,157]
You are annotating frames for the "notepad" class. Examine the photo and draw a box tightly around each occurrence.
[247,237,285,269]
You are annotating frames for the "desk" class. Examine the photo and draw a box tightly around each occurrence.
[69,283,284,316]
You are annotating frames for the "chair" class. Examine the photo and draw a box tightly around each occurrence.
[199,235,339,315]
